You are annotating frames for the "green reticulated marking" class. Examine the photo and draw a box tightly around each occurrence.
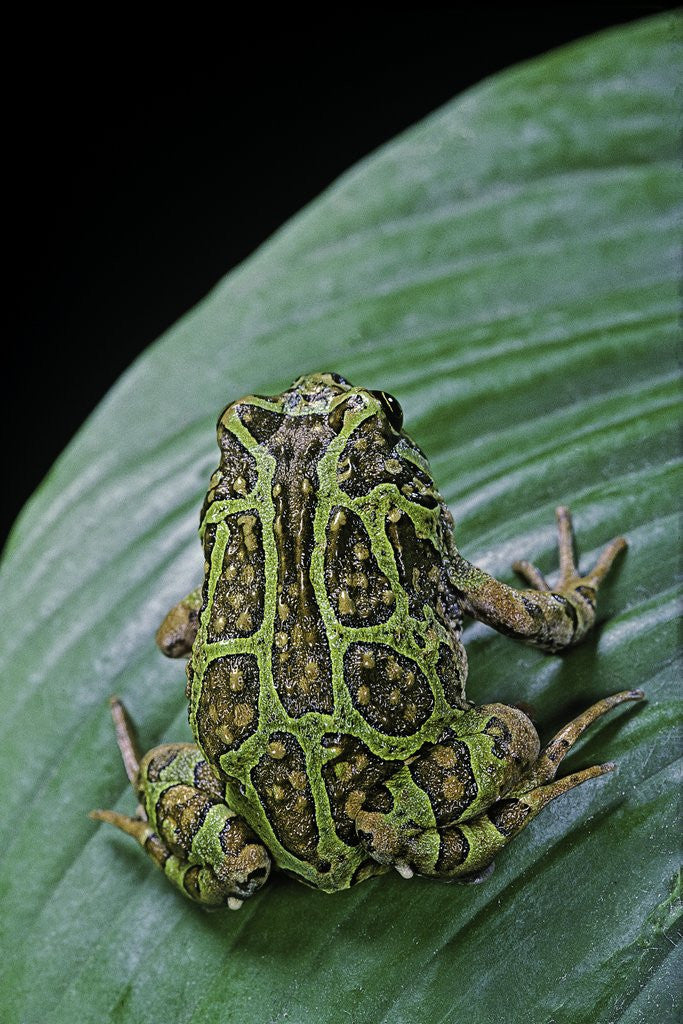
[156,745,202,783]
[386,764,439,833]
[190,803,234,866]
[309,406,462,755]
[367,766,441,873]
[191,403,279,751]
[141,747,205,827]
[162,853,191,893]
[458,814,511,874]
[192,401,356,885]
[190,393,467,888]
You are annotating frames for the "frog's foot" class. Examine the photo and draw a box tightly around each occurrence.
[512,505,627,647]
[155,585,203,658]
[450,507,627,652]
[90,698,270,908]
[355,690,642,880]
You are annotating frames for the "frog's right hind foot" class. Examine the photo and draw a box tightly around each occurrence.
[356,689,643,882]
[508,688,644,796]
[90,697,271,909]
[468,688,645,873]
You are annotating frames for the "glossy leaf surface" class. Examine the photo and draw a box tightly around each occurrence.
[1,16,680,1024]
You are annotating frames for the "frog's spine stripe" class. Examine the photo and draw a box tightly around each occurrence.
[192,389,467,891]
[270,467,334,717]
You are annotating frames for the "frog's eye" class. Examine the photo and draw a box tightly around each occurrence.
[369,390,403,432]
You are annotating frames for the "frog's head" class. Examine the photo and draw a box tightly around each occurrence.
[285,372,404,434]
[208,373,431,524]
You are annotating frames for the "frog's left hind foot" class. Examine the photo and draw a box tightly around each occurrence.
[90,698,271,908]
[356,690,643,881]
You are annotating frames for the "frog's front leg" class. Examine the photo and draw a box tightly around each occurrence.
[449,506,626,652]
[90,699,271,908]
[155,585,203,657]
[355,690,642,880]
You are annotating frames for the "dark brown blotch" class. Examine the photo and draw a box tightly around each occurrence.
[156,784,219,859]
[202,425,258,520]
[385,511,443,620]
[270,601,334,717]
[337,416,438,508]
[196,653,261,762]
[144,748,181,784]
[219,815,260,857]
[435,827,470,874]
[194,758,225,800]
[234,404,284,446]
[324,507,394,627]
[181,863,227,906]
[409,735,478,826]
[218,817,271,899]
[320,732,396,846]
[203,512,265,641]
[251,731,321,866]
[487,797,532,837]
[483,715,513,760]
[345,642,434,736]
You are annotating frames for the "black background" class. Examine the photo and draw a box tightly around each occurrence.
[5,8,674,547]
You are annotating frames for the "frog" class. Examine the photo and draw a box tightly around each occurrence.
[91,371,643,908]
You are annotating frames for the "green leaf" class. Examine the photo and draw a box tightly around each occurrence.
[2,15,680,1024]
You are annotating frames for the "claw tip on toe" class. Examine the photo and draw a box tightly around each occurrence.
[395,864,414,879]
[227,897,244,910]
[89,809,112,822]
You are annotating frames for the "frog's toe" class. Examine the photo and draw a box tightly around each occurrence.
[512,559,550,591]
[509,688,644,795]
[94,697,272,908]
[395,863,414,880]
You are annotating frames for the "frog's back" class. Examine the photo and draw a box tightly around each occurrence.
[187,373,468,891]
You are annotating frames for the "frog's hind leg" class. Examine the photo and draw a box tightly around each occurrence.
[355,690,642,880]
[90,698,271,908]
